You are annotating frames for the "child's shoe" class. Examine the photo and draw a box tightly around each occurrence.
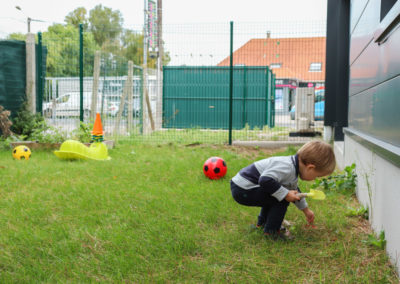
[264,230,294,241]
[249,220,265,232]
[249,224,263,232]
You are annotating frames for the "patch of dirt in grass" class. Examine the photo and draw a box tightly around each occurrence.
[185,143,286,160]
[351,216,372,235]
[227,146,286,160]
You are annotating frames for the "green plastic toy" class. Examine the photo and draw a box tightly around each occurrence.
[54,113,110,161]
[54,140,110,160]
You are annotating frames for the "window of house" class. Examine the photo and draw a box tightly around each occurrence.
[270,63,281,69]
[309,62,322,72]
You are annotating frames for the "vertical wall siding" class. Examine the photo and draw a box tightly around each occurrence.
[162,66,274,130]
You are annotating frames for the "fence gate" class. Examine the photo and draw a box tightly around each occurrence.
[162,66,275,130]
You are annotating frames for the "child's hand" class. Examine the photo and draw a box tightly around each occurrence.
[285,190,301,202]
[303,208,315,224]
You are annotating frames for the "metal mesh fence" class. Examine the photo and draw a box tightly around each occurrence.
[131,20,326,145]
[40,26,148,140]
[41,26,84,133]
[2,20,327,145]
[231,21,326,144]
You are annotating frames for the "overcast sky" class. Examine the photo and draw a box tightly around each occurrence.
[0,0,327,36]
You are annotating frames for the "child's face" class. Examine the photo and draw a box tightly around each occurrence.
[299,164,329,181]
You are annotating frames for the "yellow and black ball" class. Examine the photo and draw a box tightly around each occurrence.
[12,145,32,160]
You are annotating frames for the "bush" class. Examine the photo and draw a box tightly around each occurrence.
[0,105,12,138]
[11,103,45,139]
[29,121,68,143]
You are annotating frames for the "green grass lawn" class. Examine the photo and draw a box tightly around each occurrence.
[0,143,398,282]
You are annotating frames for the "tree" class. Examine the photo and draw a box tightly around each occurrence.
[121,30,171,68]
[7,33,26,41]
[42,23,99,77]
[6,6,170,79]
[89,5,123,47]
[65,7,88,30]
[122,30,144,66]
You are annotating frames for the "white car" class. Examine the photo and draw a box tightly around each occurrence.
[105,95,141,117]
[43,92,112,118]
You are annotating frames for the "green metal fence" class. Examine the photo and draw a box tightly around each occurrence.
[37,25,145,137]
[1,19,326,145]
[163,66,275,130]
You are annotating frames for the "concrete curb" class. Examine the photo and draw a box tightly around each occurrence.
[232,140,310,148]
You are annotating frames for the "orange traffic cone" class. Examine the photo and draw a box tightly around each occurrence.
[92,113,104,135]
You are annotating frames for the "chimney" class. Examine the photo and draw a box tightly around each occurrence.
[267,31,271,39]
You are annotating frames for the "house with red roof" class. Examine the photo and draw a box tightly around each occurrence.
[218,36,326,114]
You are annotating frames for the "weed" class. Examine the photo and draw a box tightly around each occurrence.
[365,173,373,222]
[10,102,45,139]
[0,135,19,150]
[346,206,368,219]
[29,120,68,143]
[363,231,386,250]
[71,121,94,143]
[312,163,357,193]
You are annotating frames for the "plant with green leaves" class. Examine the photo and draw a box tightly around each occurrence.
[11,103,45,139]
[312,163,357,193]
[346,205,368,219]
[29,121,68,144]
[363,231,386,250]
[71,121,94,143]
[0,135,19,150]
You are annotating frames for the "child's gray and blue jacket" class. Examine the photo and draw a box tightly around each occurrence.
[231,154,308,210]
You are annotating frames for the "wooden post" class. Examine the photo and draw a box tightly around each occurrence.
[25,33,36,113]
[127,61,134,132]
[142,66,155,134]
[145,82,155,131]
[91,51,101,120]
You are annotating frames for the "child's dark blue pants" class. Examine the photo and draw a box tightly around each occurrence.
[230,180,289,233]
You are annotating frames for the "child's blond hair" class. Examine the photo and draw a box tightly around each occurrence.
[297,141,336,174]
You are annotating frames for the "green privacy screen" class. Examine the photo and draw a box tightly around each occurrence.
[0,40,47,116]
[162,66,275,129]
[0,40,26,117]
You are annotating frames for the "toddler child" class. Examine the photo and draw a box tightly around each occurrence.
[230,140,336,240]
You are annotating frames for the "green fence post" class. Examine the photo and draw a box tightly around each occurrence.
[228,21,233,145]
[271,74,276,128]
[56,80,59,99]
[79,23,84,121]
[161,66,165,130]
[243,66,247,128]
[37,32,43,114]
[266,67,270,127]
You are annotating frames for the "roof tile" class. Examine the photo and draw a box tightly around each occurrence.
[218,37,326,82]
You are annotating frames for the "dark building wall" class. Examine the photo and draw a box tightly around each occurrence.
[324,0,350,141]
[348,0,400,149]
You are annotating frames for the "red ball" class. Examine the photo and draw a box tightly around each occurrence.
[203,157,227,180]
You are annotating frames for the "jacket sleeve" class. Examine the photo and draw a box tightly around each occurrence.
[293,187,308,210]
[258,176,289,202]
